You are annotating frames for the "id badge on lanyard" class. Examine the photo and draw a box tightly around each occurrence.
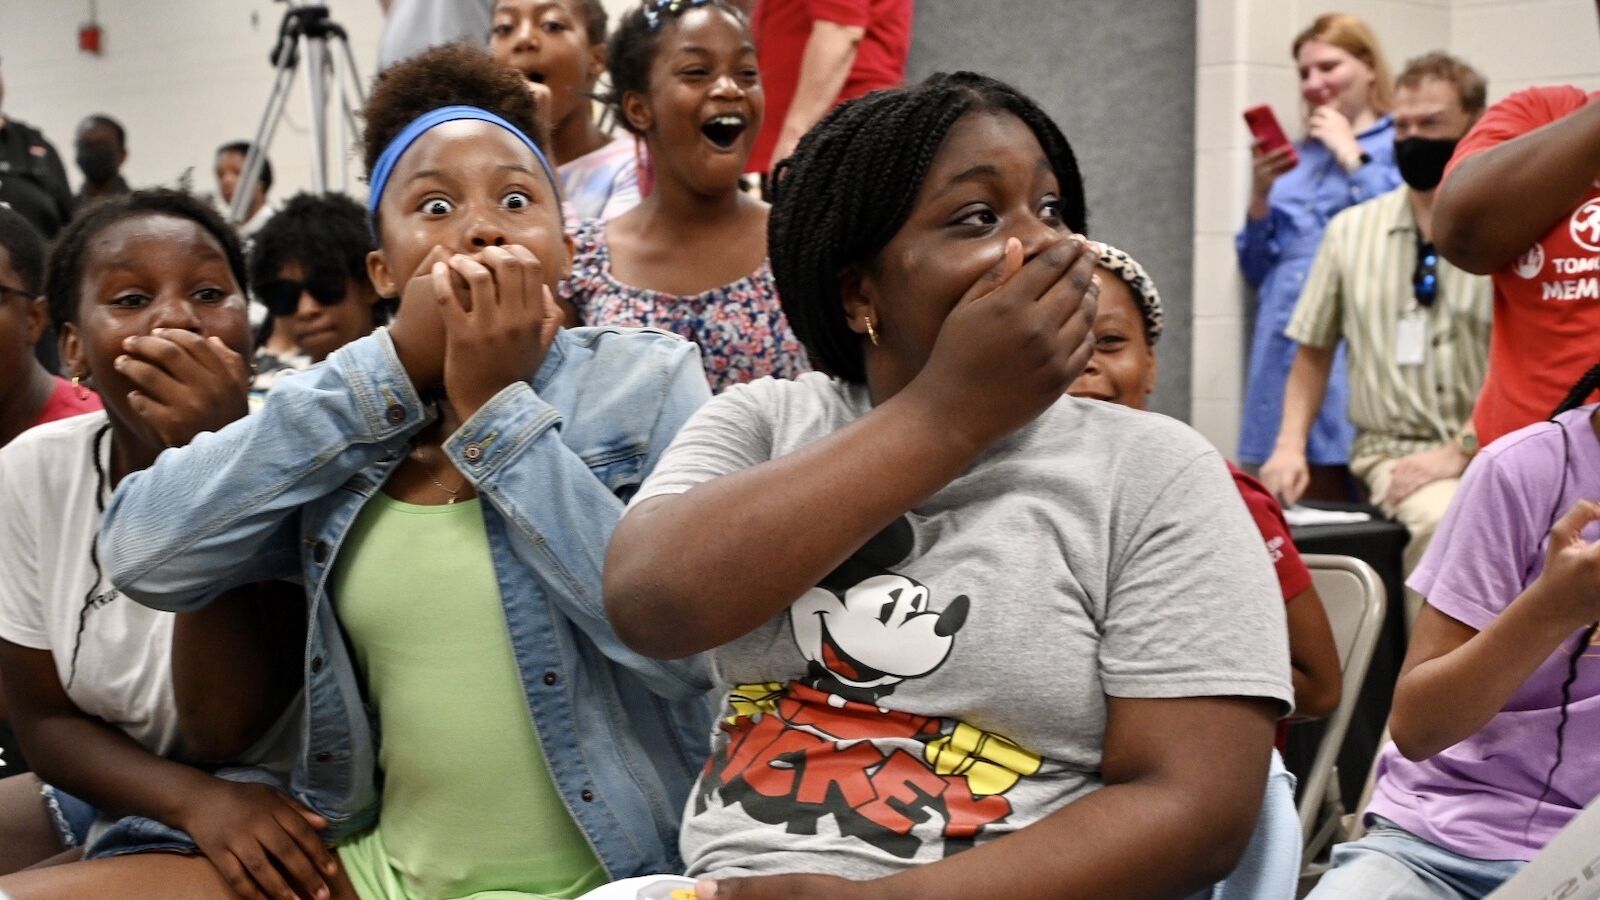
[1395,309,1427,367]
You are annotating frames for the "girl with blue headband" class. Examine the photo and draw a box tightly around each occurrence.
[31,43,717,900]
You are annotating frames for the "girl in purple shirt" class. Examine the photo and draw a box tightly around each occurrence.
[1308,365,1600,897]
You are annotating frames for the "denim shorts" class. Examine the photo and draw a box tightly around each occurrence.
[39,783,97,849]
[1304,816,1526,900]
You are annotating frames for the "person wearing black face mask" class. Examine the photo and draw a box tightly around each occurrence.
[72,114,130,209]
[1261,53,1492,628]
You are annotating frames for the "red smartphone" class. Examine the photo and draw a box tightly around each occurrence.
[1243,104,1299,167]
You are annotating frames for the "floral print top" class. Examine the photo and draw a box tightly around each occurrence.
[557,218,811,392]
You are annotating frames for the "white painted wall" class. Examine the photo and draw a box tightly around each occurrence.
[0,1,387,208]
[0,0,636,210]
[1190,0,1600,458]
[1452,0,1600,97]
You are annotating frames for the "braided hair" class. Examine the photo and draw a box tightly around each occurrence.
[1551,363,1600,420]
[604,0,748,135]
[767,71,1088,383]
[1528,363,1600,824]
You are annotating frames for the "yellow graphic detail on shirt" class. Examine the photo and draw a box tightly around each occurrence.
[724,682,784,724]
[924,721,1043,795]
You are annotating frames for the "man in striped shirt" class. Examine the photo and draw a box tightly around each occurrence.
[1261,53,1492,625]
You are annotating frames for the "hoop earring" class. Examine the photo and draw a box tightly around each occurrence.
[72,374,90,401]
[864,315,881,347]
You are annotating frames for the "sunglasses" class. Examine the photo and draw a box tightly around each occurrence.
[1414,239,1439,308]
[257,275,348,318]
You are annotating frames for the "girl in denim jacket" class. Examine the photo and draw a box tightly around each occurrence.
[35,45,715,900]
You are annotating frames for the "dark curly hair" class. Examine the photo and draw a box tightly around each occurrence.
[249,192,390,341]
[605,0,748,135]
[768,71,1089,384]
[362,42,546,176]
[0,206,47,296]
[249,192,374,298]
[45,188,247,330]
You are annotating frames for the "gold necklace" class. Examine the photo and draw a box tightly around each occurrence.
[410,445,466,503]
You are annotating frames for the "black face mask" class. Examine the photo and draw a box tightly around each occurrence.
[75,144,119,184]
[1394,136,1459,192]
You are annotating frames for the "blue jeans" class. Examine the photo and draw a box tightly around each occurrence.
[1305,817,1526,900]
[1208,749,1301,900]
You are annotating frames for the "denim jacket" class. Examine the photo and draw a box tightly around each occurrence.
[97,326,715,877]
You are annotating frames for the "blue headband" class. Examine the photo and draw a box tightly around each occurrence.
[366,105,560,217]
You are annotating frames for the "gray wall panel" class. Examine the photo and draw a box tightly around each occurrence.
[906,0,1198,418]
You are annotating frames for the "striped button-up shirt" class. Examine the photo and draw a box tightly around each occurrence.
[1286,187,1492,462]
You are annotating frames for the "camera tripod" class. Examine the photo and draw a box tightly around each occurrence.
[229,1,367,225]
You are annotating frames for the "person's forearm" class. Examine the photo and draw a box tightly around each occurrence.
[874,767,1260,899]
[15,706,215,826]
[1274,346,1333,453]
[1391,584,1579,760]
[1436,99,1600,274]
[103,331,426,612]
[777,21,864,151]
[605,391,980,659]
[172,583,303,762]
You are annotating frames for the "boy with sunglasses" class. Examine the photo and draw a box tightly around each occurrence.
[1260,53,1491,626]
[248,192,389,395]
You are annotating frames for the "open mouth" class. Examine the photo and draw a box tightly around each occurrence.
[818,621,888,684]
[524,70,546,84]
[701,113,748,150]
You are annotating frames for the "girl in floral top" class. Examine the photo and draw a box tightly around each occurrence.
[557,0,808,391]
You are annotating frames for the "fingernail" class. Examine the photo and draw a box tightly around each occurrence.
[695,881,719,899]
[123,336,137,349]
[114,355,129,369]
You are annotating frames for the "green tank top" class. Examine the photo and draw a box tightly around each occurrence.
[331,494,605,900]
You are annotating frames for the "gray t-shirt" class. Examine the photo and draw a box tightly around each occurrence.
[631,373,1294,879]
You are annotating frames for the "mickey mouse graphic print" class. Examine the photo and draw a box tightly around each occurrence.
[629,373,1294,879]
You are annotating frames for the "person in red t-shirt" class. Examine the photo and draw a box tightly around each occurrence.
[747,0,913,173]
[1068,243,1342,725]
[0,206,100,452]
[1435,85,1600,447]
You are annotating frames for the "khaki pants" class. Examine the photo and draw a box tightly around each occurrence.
[1349,454,1461,630]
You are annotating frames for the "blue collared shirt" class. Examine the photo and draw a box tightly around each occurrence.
[1235,115,1400,465]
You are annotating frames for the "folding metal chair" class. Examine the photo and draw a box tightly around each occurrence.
[1297,554,1387,876]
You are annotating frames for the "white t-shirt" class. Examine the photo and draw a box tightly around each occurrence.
[631,374,1295,879]
[0,412,181,758]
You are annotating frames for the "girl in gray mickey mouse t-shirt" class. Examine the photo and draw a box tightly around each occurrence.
[605,72,1296,900]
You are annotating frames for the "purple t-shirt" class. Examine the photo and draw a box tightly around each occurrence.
[1368,403,1600,861]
